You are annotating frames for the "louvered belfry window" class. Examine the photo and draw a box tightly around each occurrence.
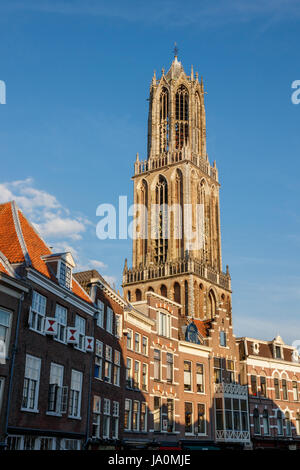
[175,85,189,149]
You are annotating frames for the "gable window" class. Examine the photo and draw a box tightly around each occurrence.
[48,363,64,414]
[94,340,103,380]
[22,354,41,412]
[30,291,46,334]
[184,361,192,391]
[92,396,101,438]
[69,370,82,419]
[158,312,171,337]
[75,315,86,351]
[196,363,204,393]
[55,304,67,343]
[59,262,71,290]
[275,345,282,359]
[96,300,104,328]
[220,331,227,347]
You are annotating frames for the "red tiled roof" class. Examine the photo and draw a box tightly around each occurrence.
[0,201,93,305]
[193,319,211,338]
[0,261,9,275]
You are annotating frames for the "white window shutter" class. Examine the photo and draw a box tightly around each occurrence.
[44,317,58,335]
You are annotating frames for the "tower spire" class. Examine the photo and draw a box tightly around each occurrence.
[173,42,179,59]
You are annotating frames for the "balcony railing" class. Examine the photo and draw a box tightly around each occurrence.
[123,258,231,290]
[214,382,248,397]
[134,149,218,182]
[216,430,250,442]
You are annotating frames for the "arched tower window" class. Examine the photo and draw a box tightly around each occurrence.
[154,175,168,264]
[140,179,148,264]
[175,85,189,150]
[195,92,201,154]
[135,289,142,301]
[207,290,216,319]
[160,284,167,298]
[159,88,169,153]
[174,282,181,304]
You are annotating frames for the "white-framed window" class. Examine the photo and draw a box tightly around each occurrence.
[92,396,101,438]
[166,353,173,383]
[263,409,270,435]
[112,401,119,439]
[133,401,140,431]
[127,328,133,350]
[126,357,133,388]
[293,381,299,401]
[135,333,141,353]
[141,402,147,432]
[94,340,103,380]
[197,403,206,435]
[22,354,41,412]
[154,349,161,381]
[104,345,112,383]
[55,304,67,343]
[134,361,140,389]
[142,336,148,355]
[220,330,227,347]
[68,370,82,419]
[103,398,111,438]
[30,291,46,334]
[196,363,204,393]
[48,363,64,414]
[59,261,72,290]
[142,363,148,391]
[96,300,104,328]
[184,361,192,391]
[62,439,81,450]
[75,315,86,351]
[0,308,11,361]
[106,307,113,334]
[113,350,120,386]
[185,402,193,434]
[167,398,174,432]
[114,314,122,338]
[124,399,132,431]
[153,396,161,431]
[158,312,171,337]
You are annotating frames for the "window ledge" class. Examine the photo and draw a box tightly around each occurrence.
[21,407,39,414]
[46,411,62,417]
[68,415,82,420]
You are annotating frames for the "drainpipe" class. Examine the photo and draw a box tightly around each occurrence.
[2,292,24,448]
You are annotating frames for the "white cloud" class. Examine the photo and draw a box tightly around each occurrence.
[0,178,89,241]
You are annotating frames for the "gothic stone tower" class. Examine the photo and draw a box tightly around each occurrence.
[123,54,231,321]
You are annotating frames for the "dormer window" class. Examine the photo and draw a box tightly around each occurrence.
[59,262,71,289]
[275,346,281,359]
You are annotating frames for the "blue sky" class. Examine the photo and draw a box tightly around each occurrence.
[0,0,300,344]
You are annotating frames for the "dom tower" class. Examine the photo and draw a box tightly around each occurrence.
[123,53,231,321]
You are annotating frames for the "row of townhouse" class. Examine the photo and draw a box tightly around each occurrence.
[1,200,300,450]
